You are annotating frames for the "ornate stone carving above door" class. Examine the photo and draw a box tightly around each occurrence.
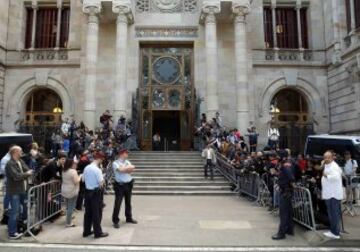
[152,0,181,11]
[136,0,197,13]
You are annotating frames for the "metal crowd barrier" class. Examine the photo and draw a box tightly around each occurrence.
[215,153,238,186]
[237,172,260,200]
[292,184,317,231]
[27,180,62,238]
[257,178,272,207]
[214,154,317,231]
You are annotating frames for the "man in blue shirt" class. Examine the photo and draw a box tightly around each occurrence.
[112,148,137,229]
[82,151,108,239]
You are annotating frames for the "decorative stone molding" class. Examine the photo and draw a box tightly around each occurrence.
[135,26,198,38]
[31,0,38,9]
[112,0,134,24]
[82,0,101,20]
[153,0,181,11]
[232,0,250,23]
[200,0,221,24]
[21,49,68,61]
[136,0,197,13]
[57,0,63,9]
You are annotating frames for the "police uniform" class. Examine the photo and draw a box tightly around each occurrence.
[273,161,295,240]
[112,157,135,227]
[82,161,105,238]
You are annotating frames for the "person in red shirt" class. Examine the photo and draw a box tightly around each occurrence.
[297,154,307,173]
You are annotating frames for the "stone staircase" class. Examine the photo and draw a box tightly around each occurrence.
[129,151,234,196]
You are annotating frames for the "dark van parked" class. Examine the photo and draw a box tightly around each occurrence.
[305,135,360,165]
[0,133,33,159]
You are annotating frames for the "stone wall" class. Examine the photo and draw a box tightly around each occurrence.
[0,0,359,137]
[0,0,9,132]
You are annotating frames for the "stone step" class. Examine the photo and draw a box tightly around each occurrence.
[135,181,229,186]
[133,172,221,177]
[127,151,231,196]
[135,166,203,172]
[132,190,236,196]
[133,164,204,168]
[133,185,232,191]
[131,160,204,164]
[130,154,201,158]
[133,176,225,181]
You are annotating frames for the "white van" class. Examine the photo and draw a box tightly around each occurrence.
[304,135,360,164]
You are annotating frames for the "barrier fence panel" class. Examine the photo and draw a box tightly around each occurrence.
[216,153,238,186]
[215,152,317,232]
[238,172,260,200]
[292,185,317,231]
[257,178,272,207]
[27,180,62,238]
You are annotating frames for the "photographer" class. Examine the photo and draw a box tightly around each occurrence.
[342,151,358,205]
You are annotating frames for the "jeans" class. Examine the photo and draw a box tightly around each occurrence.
[325,198,341,236]
[8,193,27,236]
[65,196,77,225]
[268,140,278,150]
[204,159,214,180]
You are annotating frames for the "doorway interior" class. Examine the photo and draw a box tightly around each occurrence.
[152,111,180,151]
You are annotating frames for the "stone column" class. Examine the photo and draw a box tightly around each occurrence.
[233,1,250,134]
[112,0,134,120]
[271,0,277,48]
[30,1,38,49]
[349,0,356,32]
[200,1,220,118]
[55,0,63,49]
[295,1,304,60]
[82,0,101,130]
[270,0,279,60]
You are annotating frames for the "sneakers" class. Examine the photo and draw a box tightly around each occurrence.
[9,232,23,240]
[323,231,340,239]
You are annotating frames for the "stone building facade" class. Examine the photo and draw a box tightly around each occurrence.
[0,0,359,150]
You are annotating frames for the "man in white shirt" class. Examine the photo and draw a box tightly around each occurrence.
[321,151,343,239]
[61,118,70,136]
[202,143,216,180]
[267,124,280,150]
[342,151,358,204]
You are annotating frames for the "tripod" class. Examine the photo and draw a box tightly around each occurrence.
[342,176,360,217]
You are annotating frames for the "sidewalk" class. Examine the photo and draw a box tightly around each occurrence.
[0,195,359,246]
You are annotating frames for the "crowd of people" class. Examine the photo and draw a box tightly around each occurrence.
[0,111,138,240]
[198,112,359,240]
[0,110,359,241]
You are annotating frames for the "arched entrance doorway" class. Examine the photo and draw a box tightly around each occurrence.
[270,89,314,154]
[25,88,63,126]
[22,88,63,151]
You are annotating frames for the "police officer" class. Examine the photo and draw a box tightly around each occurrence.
[112,149,137,229]
[272,159,295,240]
[82,151,108,238]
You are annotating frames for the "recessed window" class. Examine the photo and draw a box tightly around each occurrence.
[25,6,70,49]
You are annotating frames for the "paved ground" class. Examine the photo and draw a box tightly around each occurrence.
[1,194,360,247]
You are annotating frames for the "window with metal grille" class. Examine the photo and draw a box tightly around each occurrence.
[24,7,70,49]
[263,6,308,49]
[345,0,360,32]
